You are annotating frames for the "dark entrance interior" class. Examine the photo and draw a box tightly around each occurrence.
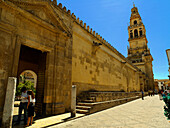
[17,45,47,116]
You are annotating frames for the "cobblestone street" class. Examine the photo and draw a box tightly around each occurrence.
[50,96,170,128]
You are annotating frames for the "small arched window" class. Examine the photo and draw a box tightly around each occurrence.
[130,30,133,39]
[134,29,138,38]
[130,33,133,39]
[134,20,137,25]
[139,29,143,36]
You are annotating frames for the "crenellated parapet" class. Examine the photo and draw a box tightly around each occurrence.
[52,2,117,51]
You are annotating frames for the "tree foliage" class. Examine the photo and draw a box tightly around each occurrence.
[16,81,36,96]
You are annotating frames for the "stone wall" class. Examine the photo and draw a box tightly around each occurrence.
[72,23,141,95]
[0,28,14,124]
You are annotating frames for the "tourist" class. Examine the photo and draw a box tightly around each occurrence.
[26,90,35,126]
[151,90,153,96]
[17,87,28,125]
[141,90,144,100]
[148,90,150,96]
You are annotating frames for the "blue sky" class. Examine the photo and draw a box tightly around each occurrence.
[58,0,170,79]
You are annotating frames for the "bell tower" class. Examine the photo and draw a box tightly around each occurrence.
[127,4,154,90]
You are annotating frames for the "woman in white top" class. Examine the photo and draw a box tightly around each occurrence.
[26,90,35,126]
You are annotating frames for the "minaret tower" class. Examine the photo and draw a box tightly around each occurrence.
[127,4,154,90]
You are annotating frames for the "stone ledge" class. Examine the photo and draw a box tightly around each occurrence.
[88,96,140,114]
[77,91,141,103]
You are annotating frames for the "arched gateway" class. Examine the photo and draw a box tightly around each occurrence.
[17,45,47,116]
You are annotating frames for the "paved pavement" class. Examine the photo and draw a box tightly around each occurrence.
[13,104,84,128]
[13,112,84,128]
[50,95,170,128]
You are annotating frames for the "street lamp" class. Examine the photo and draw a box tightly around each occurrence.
[166,49,170,80]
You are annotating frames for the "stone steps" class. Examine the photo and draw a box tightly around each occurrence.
[76,96,140,114]
[76,109,89,114]
[77,102,94,106]
[76,106,91,110]
[77,91,141,103]
[83,100,95,103]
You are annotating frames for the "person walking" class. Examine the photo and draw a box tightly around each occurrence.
[148,90,150,96]
[153,90,155,96]
[25,90,35,126]
[151,90,153,96]
[141,90,144,100]
[17,87,28,125]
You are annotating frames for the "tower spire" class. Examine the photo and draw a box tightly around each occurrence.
[133,2,135,7]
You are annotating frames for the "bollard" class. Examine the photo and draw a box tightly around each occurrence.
[71,85,76,117]
[2,77,17,128]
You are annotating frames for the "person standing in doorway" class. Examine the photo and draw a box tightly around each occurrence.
[141,90,144,100]
[26,90,35,126]
[17,87,28,125]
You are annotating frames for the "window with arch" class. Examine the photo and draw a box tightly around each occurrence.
[130,30,133,39]
[134,29,138,38]
[134,20,137,25]
[139,28,143,36]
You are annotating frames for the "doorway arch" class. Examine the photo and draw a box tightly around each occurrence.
[20,70,37,88]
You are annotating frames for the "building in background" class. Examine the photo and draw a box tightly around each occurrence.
[154,79,170,93]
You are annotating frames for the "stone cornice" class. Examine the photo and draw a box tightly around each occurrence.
[0,20,16,34]
[4,0,72,37]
